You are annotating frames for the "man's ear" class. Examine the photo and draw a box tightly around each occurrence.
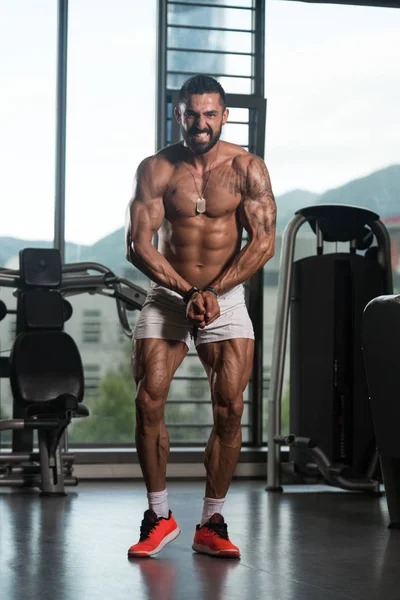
[222,108,229,126]
[174,106,181,123]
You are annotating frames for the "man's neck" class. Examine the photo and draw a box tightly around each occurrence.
[182,142,220,172]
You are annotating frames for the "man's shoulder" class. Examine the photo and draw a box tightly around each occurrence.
[137,147,179,182]
[139,150,171,169]
[225,144,263,173]
[220,140,248,158]
[156,142,185,165]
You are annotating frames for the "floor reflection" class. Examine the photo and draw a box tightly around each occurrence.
[1,492,76,600]
[2,481,400,600]
[191,553,241,600]
[128,552,241,600]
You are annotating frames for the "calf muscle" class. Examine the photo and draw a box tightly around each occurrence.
[133,338,188,492]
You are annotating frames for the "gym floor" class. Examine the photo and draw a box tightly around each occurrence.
[1,480,399,600]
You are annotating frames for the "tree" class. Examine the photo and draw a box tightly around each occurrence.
[68,343,213,444]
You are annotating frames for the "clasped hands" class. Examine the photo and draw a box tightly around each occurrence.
[186,290,220,329]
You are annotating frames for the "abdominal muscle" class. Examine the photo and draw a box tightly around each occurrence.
[158,213,241,290]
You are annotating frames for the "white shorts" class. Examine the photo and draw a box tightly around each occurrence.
[133,283,255,349]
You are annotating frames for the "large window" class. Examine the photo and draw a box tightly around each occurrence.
[0,1,57,261]
[62,1,157,445]
[4,2,399,453]
[161,0,263,444]
[0,0,57,427]
[65,1,157,273]
[167,0,255,93]
[263,1,400,440]
[0,0,57,258]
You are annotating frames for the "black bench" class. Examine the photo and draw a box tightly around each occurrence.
[0,248,89,494]
[363,294,400,527]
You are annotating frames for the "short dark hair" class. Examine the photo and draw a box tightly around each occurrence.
[178,74,226,108]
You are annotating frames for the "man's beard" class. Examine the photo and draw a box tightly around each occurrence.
[183,124,222,155]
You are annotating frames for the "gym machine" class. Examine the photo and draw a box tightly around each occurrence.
[0,248,146,493]
[267,204,392,493]
[363,295,400,527]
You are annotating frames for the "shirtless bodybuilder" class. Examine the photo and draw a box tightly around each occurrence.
[125,74,276,558]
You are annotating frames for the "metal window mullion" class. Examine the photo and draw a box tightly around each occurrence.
[223,93,266,107]
[168,1,255,10]
[224,121,250,125]
[54,0,68,263]
[168,70,254,80]
[245,1,266,445]
[171,117,249,125]
[168,89,181,144]
[168,24,255,33]
[157,0,168,151]
[167,46,254,57]
[53,0,69,458]
[254,0,265,97]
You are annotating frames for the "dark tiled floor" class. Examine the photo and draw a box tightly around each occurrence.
[1,480,400,600]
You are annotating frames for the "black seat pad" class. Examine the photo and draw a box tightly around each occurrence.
[10,331,84,408]
[25,393,88,418]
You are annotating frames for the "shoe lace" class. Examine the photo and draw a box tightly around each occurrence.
[204,521,229,540]
[139,516,159,541]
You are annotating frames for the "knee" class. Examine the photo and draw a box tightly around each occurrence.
[213,393,244,433]
[135,378,168,428]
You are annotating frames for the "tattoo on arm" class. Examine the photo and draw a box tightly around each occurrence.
[218,166,247,196]
[206,157,276,294]
[243,158,276,241]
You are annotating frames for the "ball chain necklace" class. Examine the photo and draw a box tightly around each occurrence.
[183,141,220,214]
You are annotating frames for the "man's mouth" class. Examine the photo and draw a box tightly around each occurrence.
[191,131,210,141]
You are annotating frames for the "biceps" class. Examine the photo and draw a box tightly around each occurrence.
[241,197,276,242]
[130,198,165,247]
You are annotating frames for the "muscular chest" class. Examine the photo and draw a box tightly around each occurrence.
[164,165,244,219]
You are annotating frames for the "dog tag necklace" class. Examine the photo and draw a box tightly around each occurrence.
[184,142,220,214]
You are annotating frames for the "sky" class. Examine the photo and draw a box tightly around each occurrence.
[0,0,399,246]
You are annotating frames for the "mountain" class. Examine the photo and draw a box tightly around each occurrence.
[276,189,320,231]
[0,232,127,276]
[274,165,400,231]
[65,229,125,275]
[0,238,86,270]
[1,164,399,273]
[316,164,400,218]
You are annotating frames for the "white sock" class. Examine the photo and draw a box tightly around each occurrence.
[200,497,225,526]
[147,489,169,519]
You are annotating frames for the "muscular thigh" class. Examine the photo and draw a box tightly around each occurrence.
[133,338,188,394]
[197,338,254,399]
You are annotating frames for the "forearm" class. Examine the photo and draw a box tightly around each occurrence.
[129,242,192,296]
[210,240,274,295]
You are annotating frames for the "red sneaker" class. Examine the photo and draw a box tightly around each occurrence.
[192,513,240,558]
[127,510,180,558]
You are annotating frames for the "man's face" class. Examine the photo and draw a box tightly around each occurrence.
[175,93,229,155]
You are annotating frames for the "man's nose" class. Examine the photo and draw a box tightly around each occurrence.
[197,115,208,131]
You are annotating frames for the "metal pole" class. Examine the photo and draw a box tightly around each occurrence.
[54,0,68,263]
[254,0,265,97]
[156,0,167,150]
[316,222,323,255]
[266,215,306,490]
[370,219,393,294]
[54,0,68,453]
[246,0,266,446]
[249,268,264,446]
